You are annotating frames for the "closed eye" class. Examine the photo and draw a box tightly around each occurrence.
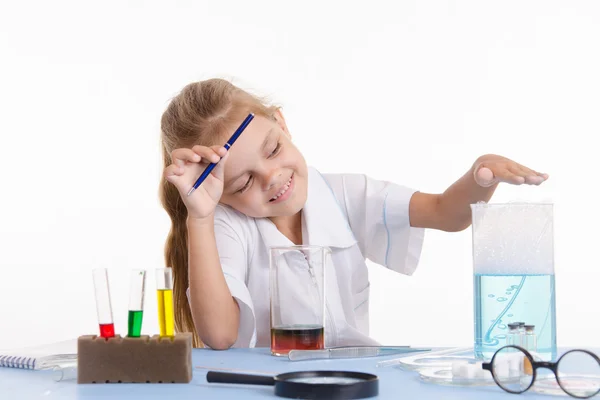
[236,175,253,194]
[269,142,282,158]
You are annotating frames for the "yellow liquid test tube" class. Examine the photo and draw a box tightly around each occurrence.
[156,268,175,337]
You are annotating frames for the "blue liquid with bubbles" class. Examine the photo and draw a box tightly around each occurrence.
[474,273,556,361]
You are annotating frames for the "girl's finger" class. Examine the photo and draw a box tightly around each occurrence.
[164,164,183,182]
[210,145,228,157]
[507,164,527,177]
[519,166,547,185]
[171,148,200,167]
[494,167,526,185]
[510,164,545,185]
[211,151,229,180]
[192,145,222,164]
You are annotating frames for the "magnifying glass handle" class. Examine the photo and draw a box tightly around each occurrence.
[206,371,275,386]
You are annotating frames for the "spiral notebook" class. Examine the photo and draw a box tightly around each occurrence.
[0,339,77,370]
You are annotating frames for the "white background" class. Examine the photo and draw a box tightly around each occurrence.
[0,0,598,351]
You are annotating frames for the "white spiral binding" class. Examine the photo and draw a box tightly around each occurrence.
[0,355,36,369]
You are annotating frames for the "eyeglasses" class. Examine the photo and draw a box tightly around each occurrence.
[482,345,600,398]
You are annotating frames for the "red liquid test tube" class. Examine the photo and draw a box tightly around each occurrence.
[93,268,115,338]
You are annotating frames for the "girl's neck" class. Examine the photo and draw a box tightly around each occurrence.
[269,211,303,245]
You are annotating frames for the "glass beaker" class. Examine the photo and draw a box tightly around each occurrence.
[269,245,328,356]
[471,202,557,361]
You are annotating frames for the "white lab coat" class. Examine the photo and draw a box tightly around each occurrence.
[188,166,425,348]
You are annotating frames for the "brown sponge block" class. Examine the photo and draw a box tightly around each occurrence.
[77,333,193,384]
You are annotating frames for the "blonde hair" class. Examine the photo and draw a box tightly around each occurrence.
[159,78,279,347]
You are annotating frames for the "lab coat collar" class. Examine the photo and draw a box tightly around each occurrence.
[255,166,357,250]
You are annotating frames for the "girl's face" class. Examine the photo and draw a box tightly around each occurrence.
[219,111,308,219]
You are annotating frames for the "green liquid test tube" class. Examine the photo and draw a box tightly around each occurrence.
[127,269,146,337]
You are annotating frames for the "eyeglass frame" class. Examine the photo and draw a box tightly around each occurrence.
[481,345,600,399]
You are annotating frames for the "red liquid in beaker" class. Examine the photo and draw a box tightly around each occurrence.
[270,325,324,355]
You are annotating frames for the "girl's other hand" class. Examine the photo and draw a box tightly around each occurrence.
[473,154,549,187]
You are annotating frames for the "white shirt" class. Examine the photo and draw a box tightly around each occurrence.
[188,166,425,348]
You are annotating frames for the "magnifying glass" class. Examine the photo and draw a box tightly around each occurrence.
[206,370,379,399]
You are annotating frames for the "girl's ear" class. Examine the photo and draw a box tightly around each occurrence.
[273,108,291,138]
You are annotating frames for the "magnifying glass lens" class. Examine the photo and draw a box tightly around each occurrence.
[287,376,367,384]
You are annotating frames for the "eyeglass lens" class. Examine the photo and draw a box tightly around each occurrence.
[557,350,600,398]
[491,347,535,393]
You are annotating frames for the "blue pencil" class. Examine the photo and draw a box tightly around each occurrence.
[187,113,255,196]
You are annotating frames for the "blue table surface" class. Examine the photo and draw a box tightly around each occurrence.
[0,346,595,399]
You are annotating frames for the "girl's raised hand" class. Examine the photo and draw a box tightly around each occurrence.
[473,154,549,187]
[164,145,229,220]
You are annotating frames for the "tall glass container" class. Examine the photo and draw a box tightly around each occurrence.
[471,202,556,361]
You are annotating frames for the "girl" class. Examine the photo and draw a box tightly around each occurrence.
[159,78,548,349]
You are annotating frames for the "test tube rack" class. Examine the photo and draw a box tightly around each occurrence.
[77,333,192,384]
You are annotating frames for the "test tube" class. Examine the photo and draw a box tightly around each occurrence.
[156,268,174,338]
[524,325,537,352]
[127,269,146,337]
[92,268,115,338]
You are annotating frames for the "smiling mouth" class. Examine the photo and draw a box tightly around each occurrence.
[269,174,293,202]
